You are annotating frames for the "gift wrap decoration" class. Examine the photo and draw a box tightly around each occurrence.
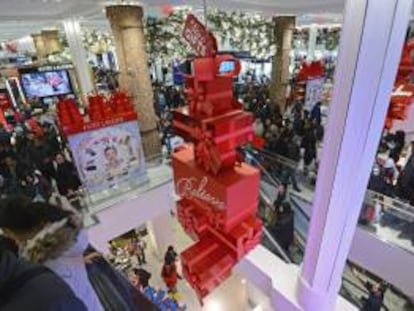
[172,14,262,301]
[385,38,414,129]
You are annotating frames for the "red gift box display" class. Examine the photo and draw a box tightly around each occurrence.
[296,60,325,82]
[172,14,262,301]
[385,39,414,129]
[56,90,137,135]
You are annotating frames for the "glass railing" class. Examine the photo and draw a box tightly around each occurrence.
[257,187,393,310]
[76,163,172,228]
[243,147,412,310]
[243,146,414,255]
[359,189,414,254]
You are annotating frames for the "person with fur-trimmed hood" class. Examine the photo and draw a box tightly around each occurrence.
[0,235,87,310]
[0,194,103,310]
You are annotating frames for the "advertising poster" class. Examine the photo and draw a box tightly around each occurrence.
[305,77,324,110]
[68,121,146,194]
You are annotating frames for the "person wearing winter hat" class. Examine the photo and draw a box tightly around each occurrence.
[0,235,87,310]
[0,195,103,310]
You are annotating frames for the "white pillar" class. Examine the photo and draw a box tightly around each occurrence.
[298,1,412,310]
[307,24,318,61]
[63,18,94,104]
[147,213,175,260]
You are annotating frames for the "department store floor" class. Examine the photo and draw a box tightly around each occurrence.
[82,158,411,309]
[138,215,251,311]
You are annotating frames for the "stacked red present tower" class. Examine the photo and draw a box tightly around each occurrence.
[385,38,414,129]
[172,14,262,301]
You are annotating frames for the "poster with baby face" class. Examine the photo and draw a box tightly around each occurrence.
[68,121,146,193]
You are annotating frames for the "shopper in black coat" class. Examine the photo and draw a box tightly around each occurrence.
[302,123,317,167]
[0,237,87,311]
[271,201,294,253]
[54,153,81,196]
[361,282,386,311]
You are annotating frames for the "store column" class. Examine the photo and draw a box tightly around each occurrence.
[31,33,47,59]
[63,19,94,104]
[307,24,318,61]
[269,16,295,112]
[298,1,412,310]
[106,15,129,89]
[106,5,162,160]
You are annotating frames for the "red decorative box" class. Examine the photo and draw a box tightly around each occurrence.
[173,146,260,232]
[173,109,253,174]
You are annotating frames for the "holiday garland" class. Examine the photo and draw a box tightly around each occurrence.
[80,9,341,62]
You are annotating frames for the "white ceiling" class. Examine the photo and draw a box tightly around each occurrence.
[0,0,345,41]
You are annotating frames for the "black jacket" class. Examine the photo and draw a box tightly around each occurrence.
[0,251,87,311]
[55,161,81,196]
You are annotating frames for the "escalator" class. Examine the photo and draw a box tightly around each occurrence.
[244,147,411,311]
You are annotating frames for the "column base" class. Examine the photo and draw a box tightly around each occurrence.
[297,276,336,311]
[141,127,162,161]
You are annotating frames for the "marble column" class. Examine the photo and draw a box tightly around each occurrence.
[31,33,47,59]
[41,29,62,55]
[106,5,161,160]
[298,1,412,310]
[270,16,295,112]
[106,17,129,90]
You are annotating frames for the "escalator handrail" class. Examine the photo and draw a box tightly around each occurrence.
[244,148,282,188]
[249,146,299,170]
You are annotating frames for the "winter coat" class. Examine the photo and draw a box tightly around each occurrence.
[0,250,87,311]
[55,161,81,196]
[21,210,103,310]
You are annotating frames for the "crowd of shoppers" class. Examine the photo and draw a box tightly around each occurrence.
[0,107,81,203]
[241,82,324,189]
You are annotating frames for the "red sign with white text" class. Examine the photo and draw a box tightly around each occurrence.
[183,14,217,57]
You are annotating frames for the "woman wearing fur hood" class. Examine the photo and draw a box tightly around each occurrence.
[0,194,103,310]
